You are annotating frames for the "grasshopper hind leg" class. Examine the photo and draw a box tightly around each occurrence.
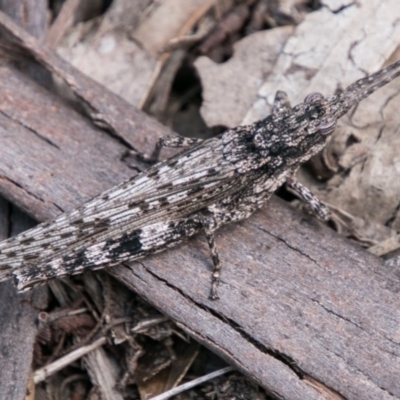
[286,177,331,221]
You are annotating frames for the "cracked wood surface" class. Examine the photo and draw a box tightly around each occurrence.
[0,49,398,400]
[0,63,133,220]
[115,196,400,400]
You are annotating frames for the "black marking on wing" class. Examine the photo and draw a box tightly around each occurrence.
[13,217,204,289]
[0,135,257,282]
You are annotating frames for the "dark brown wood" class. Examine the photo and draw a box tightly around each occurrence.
[0,13,398,400]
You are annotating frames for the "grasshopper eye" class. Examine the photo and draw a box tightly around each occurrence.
[318,115,336,135]
[304,92,324,103]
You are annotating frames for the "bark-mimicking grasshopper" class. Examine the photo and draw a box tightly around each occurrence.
[1,60,400,299]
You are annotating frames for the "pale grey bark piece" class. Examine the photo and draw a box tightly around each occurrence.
[84,345,124,400]
[131,0,214,56]
[57,25,157,108]
[195,27,293,128]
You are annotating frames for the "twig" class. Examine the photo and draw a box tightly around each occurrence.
[34,336,107,383]
[149,366,234,400]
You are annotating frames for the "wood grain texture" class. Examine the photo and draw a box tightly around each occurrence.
[0,197,46,400]
[0,281,38,399]
[0,13,398,400]
[0,63,137,220]
[0,4,50,400]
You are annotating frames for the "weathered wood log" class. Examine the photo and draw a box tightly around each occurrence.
[0,3,51,399]
[0,203,49,399]
[0,197,43,400]
[0,13,398,399]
